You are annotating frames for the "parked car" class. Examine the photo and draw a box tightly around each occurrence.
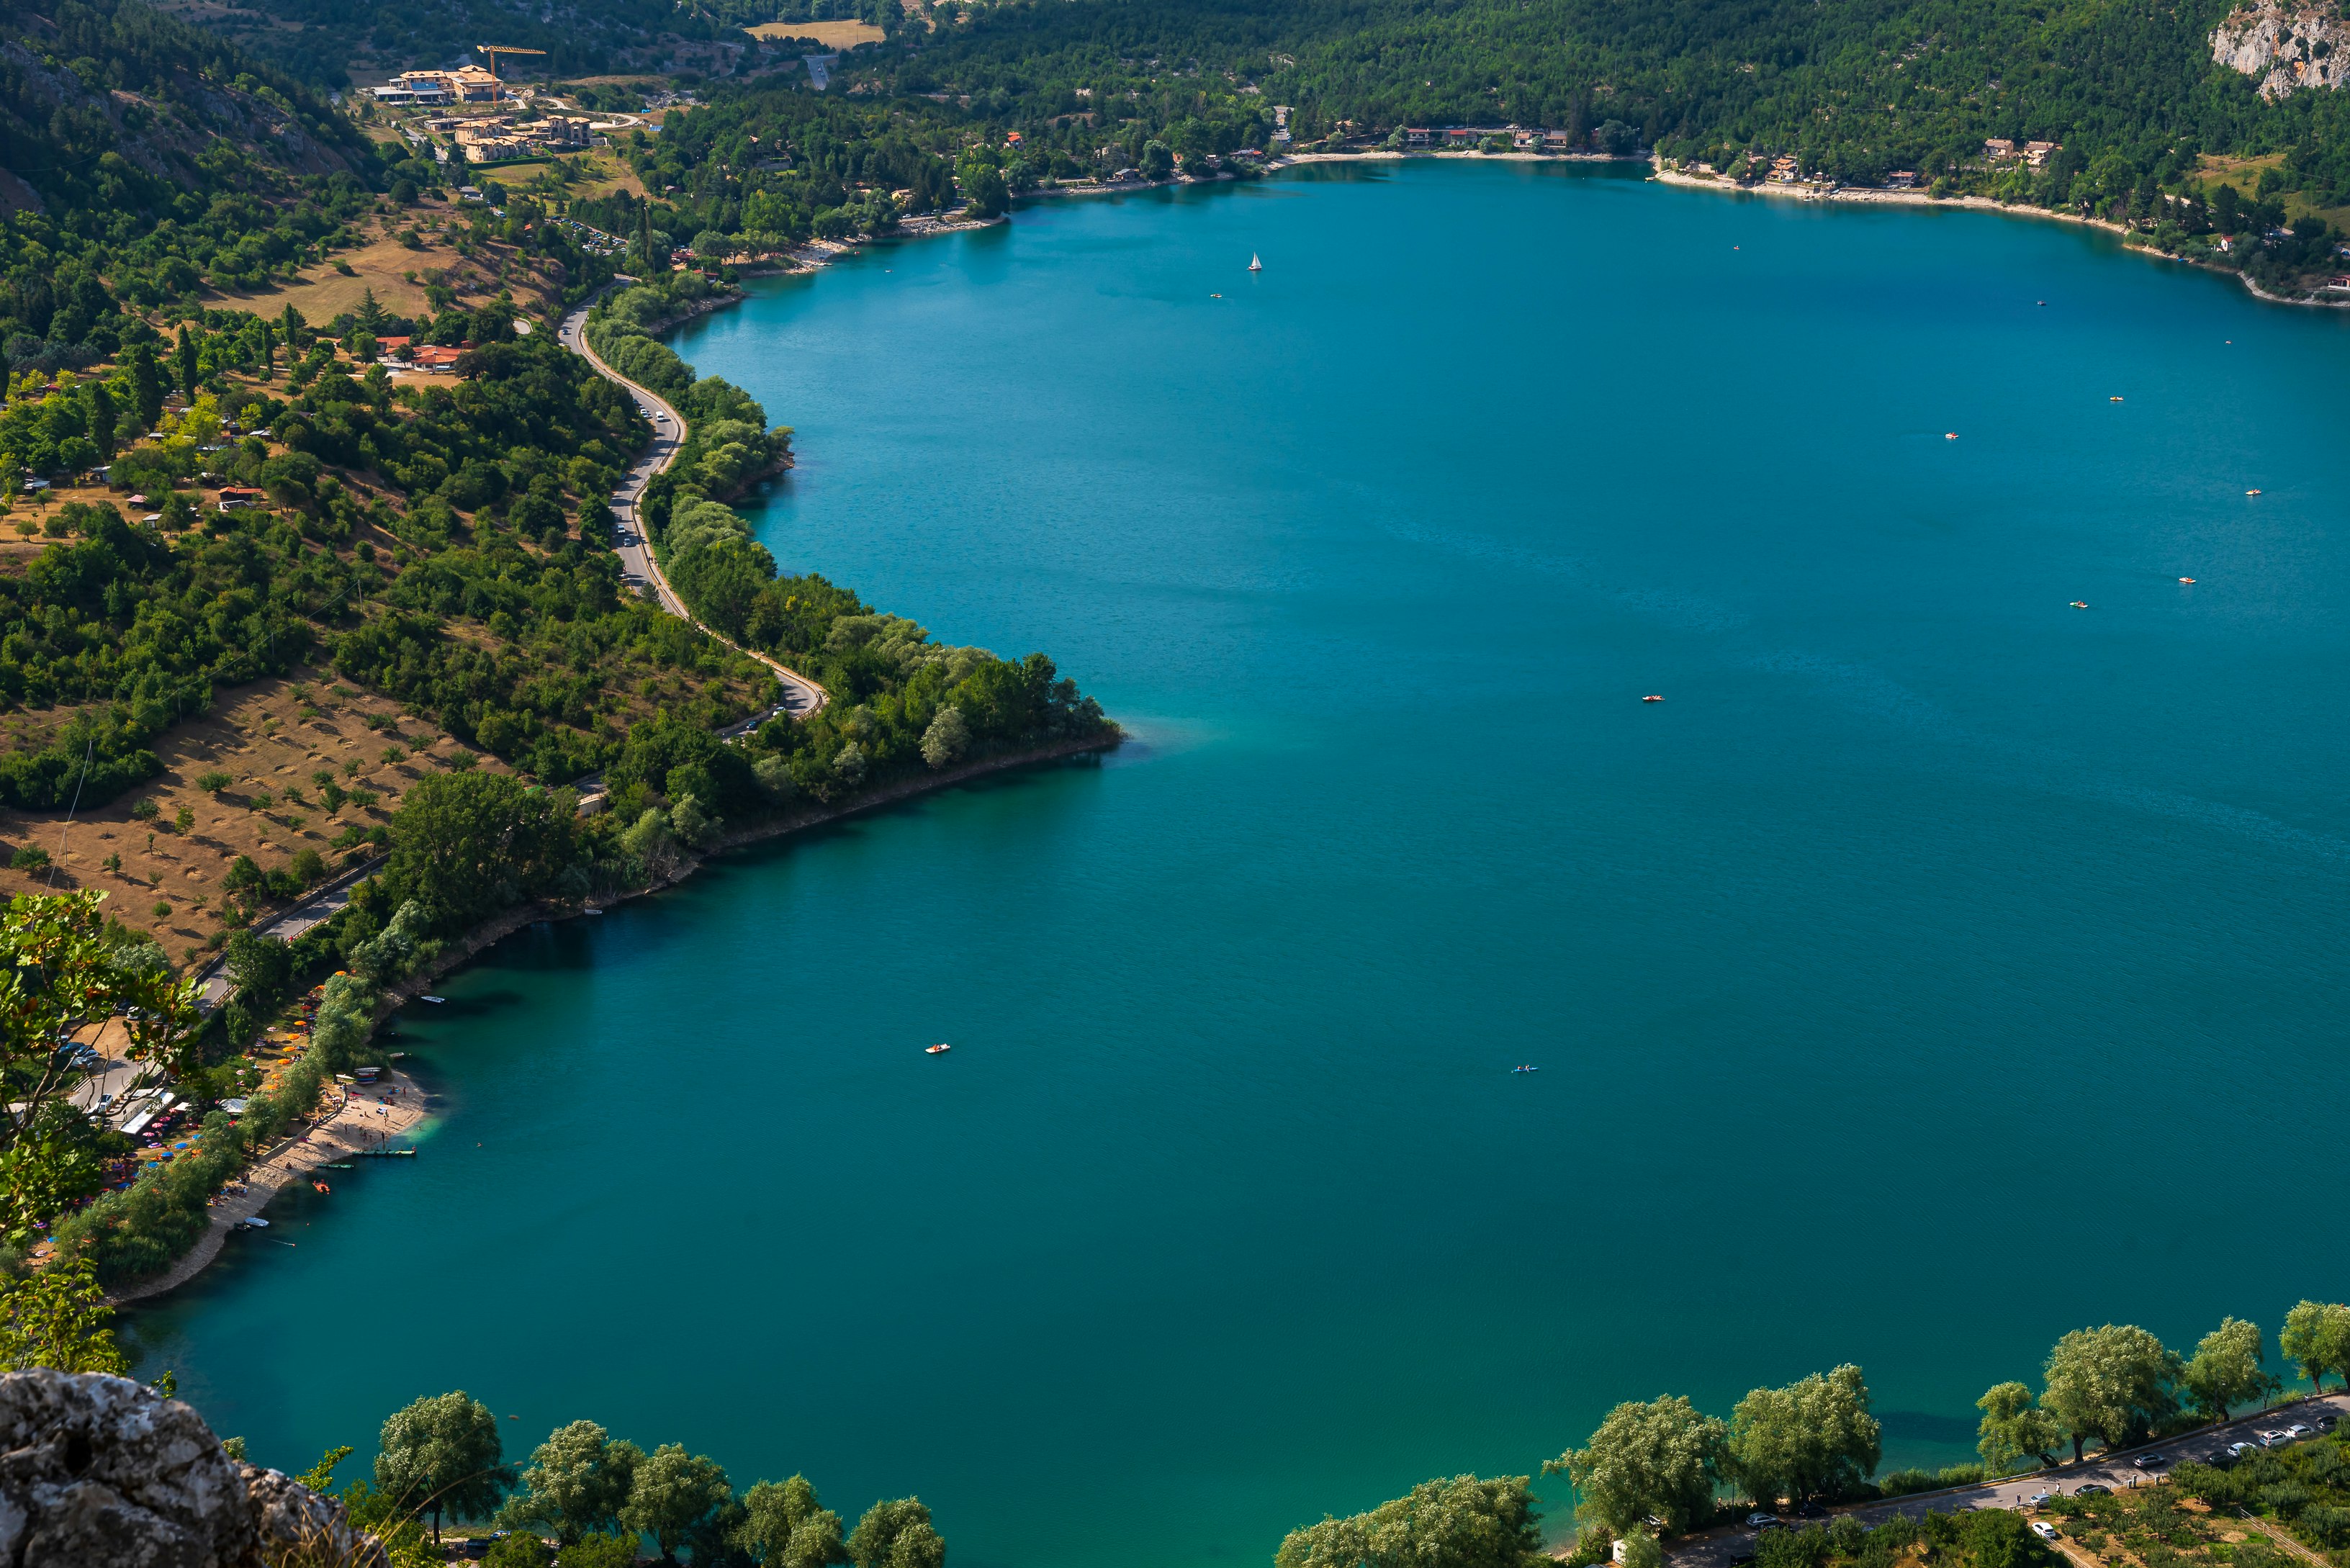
[2315,1415,2339,1433]
[1796,1502,1829,1520]
[2228,1441,2262,1458]
[2032,1523,2060,1541]
[2076,1484,2112,1497]
[1747,1513,1781,1528]
[2135,1454,2168,1469]
[2285,1423,2313,1440]
[2258,1430,2289,1446]
[2027,1491,2059,1508]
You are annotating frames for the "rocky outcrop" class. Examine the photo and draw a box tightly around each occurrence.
[2212,2,2350,99]
[0,1368,384,1567]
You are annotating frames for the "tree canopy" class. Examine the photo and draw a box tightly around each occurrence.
[2041,1325,2182,1462]
[1274,1474,1547,1568]
[1547,1394,1729,1536]
[1727,1366,1882,1509]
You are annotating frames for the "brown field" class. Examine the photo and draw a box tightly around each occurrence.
[217,203,566,323]
[744,19,886,46]
[0,670,500,960]
[549,150,647,202]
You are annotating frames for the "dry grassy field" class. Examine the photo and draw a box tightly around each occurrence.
[0,671,500,959]
[215,198,568,323]
[744,19,886,47]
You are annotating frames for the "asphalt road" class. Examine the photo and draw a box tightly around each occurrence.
[191,856,387,1014]
[555,296,826,722]
[1669,1392,2350,1567]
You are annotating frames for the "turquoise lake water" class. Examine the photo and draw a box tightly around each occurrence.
[134,162,2350,1568]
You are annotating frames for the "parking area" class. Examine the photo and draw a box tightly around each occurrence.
[1670,1393,2350,1567]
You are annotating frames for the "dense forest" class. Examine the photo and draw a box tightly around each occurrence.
[586,0,2350,294]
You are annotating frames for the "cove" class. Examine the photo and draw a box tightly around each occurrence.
[132,161,2350,1568]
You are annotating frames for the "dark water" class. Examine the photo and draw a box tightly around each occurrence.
[135,161,2350,1568]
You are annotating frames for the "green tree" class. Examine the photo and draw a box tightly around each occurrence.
[128,342,165,431]
[501,1420,644,1543]
[1975,1383,2063,1474]
[2182,1317,2278,1423]
[1274,1474,1544,1568]
[0,1253,130,1373]
[2279,1302,2350,1394]
[560,1533,642,1568]
[2040,1325,2181,1462]
[1140,140,1174,180]
[741,1476,850,1568]
[374,1390,513,1544]
[381,770,580,932]
[174,325,198,396]
[84,382,115,464]
[1544,1394,1727,1535]
[621,1443,734,1564]
[0,891,202,1238]
[1727,1366,1881,1508]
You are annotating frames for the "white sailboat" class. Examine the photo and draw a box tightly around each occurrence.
[1248,253,1262,271]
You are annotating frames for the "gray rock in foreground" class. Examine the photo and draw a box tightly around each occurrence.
[0,1366,384,1567]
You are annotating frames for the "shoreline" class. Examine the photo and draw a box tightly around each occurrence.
[114,729,1122,1305]
[110,1067,433,1305]
[1649,163,2350,310]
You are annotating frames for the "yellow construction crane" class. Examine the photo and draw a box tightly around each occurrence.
[476,44,548,92]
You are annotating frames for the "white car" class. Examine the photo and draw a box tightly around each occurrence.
[2259,1430,2290,1446]
[2286,1423,2313,1440]
[2032,1523,2059,1541]
[2027,1490,2059,1508]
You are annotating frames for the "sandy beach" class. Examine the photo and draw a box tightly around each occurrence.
[109,1068,433,1305]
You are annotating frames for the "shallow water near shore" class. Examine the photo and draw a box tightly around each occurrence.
[134,161,2350,1567]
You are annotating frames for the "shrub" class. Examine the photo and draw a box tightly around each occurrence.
[197,771,231,794]
[9,845,49,871]
[130,799,159,821]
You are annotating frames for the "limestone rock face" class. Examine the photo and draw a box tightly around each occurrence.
[2212,1,2350,99]
[0,1369,384,1567]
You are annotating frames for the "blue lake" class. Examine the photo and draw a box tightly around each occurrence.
[134,161,2350,1568]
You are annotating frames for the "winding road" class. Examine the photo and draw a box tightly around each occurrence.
[556,294,827,722]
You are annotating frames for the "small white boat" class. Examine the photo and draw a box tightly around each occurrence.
[420,996,446,1004]
[240,1217,270,1230]
[925,1043,952,1055]
[1248,253,1261,271]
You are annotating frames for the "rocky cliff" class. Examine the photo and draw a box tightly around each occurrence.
[0,1368,382,1567]
[2212,1,2350,99]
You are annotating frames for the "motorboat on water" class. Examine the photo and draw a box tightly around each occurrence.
[2071,601,2089,609]
[1642,695,1665,703]
[1511,1065,1540,1073]
[420,996,446,1004]
[925,1043,952,1055]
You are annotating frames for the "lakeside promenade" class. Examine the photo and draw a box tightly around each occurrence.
[1664,1392,2350,1568]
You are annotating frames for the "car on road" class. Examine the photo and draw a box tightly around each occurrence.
[2316,1415,2339,1433]
[2259,1430,2290,1446]
[1729,1552,1757,1567]
[2134,1454,2168,1469]
[2027,1491,2059,1508]
[1746,1513,1783,1530]
[2076,1484,2112,1497]
[2286,1423,2313,1440]
[1796,1502,1829,1520]
[2032,1523,2059,1541]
